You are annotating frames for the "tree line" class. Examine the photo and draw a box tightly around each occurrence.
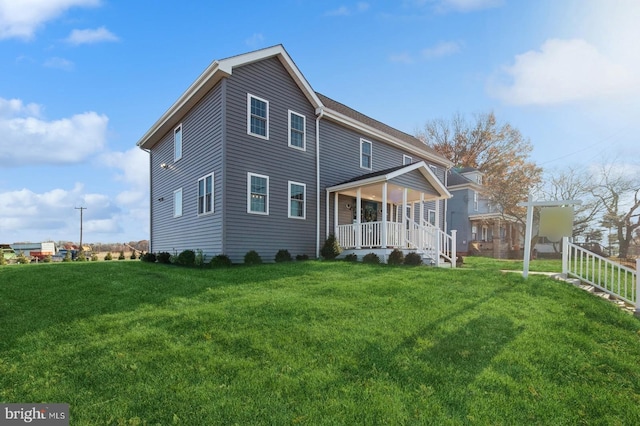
[417,112,640,259]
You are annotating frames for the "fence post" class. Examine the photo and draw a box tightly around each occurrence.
[562,237,569,276]
[635,258,640,315]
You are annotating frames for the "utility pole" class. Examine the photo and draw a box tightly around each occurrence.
[75,207,86,250]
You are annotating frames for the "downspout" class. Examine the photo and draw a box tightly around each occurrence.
[315,107,324,259]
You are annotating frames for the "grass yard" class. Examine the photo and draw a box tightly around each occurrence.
[1,259,640,425]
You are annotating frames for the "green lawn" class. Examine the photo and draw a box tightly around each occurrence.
[1,260,639,425]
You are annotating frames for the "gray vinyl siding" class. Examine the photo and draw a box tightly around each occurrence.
[149,83,224,257]
[448,188,471,253]
[318,119,449,242]
[222,57,317,263]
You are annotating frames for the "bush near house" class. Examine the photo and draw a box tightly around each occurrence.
[344,253,358,262]
[275,249,293,263]
[244,250,262,265]
[176,250,196,267]
[156,252,171,264]
[296,254,310,261]
[387,249,405,265]
[404,252,423,266]
[362,253,380,264]
[140,252,156,263]
[104,252,113,261]
[209,254,232,268]
[320,234,341,260]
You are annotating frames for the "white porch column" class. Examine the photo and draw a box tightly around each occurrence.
[356,188,362,249]
[381,182,388,248]
[419,193,425,249]
[435,198,440,229]
[333,192,339,236]
[402,188,408,248]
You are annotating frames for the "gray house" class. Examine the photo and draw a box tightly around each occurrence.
[137,45,456,264]
[447,167,522,258]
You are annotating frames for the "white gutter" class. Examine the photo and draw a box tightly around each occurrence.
[315,107,324,259]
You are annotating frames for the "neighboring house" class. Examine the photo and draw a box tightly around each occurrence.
[447,167,522,258]
[137,45,456,264]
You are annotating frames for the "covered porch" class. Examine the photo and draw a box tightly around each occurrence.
[326,162,457,266]
[468,213,522,259]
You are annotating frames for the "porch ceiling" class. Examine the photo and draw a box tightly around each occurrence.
[336,182,427,204]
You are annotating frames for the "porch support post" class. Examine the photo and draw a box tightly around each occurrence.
[333,192,339,237]
[381,182,388,248]
[402,188,408,248]
[419,193,425,249]
[356,188,362,249]
[435,198,440,228]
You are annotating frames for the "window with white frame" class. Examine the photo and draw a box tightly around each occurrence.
[197,173,214,215]
[288,181,306,219]
[247,94,269,139]
[174,124,182,161]
[360,139,372,169]
[429,164,437,176]
[173,188,183,218]
[403,155,412,165]
[428,209,436,226]
[288,111,306,150]
[248,173,269,214]
[473,190,478,211]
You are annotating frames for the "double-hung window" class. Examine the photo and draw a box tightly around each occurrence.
[174,124,182,161]
[360,139,372,169]
[173,188,183,218]
[473,191,479,211]
[288,181,306,219]
[403,155,412,165]
[247,94,269,139]
[248,173,269,215]
[288,111,306,150]
[198,173,214,215]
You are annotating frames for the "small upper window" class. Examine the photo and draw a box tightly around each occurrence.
[428,209,436,226]
[288,111,306,150]
[403,155,412,165]
[288,181,306,219]
[247,94,269,139]
[429,164,437,175]
[248,173,269,215]
[174,124,182,161]
[477,174,483,185]
[360,139,372,170]
[174,188,183,218]
[473,191,479,211]
[198,173,214,215]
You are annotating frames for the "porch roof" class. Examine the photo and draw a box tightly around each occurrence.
[326,161,451,203]
[469,212,519,223]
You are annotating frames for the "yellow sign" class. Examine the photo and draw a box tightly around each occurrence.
[539,206,574,242]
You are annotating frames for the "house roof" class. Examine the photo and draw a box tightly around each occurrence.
[136,45,453,168]
[326,161,451,201]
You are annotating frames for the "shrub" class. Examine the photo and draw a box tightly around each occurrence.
[90,254,99,262]
[63,251,72,262]
[140,252,157,263]
[130,251,137,260]
[344,253,358,262]
[16,252,29,264]
[387,249,405,265]
[43,255,52,263]
[76,250,86,262]
[104,252,113,261]
[362,253,380,265]
[275,249,292,263]
[175,249,196,267]
[210,254,232,268]
[321,234,341,260]
[118,251,126,260]
[0,254,5,265]
[404,252,423,266]
[296,254,310,261]
[244,250,262,265]
[156,252,172,264]
[195,250,205,267]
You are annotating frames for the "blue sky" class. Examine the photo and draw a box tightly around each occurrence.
[1,0,639,244]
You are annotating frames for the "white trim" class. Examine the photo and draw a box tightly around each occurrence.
[197,173,215,215]
[288,110,306,151]
[403,154,412,165]
[288,181,306,219]
[429,164,437,175]
[174,124,182,162]
[247,172,269,215]
[247,93,269,139]
[173,188,183,218]
[428,209,436,225]
[360,138,372,170]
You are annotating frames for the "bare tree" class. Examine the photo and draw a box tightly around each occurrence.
[591,164,640,259]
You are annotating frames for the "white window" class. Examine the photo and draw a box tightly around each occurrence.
[477,174,483,185]
[174,124,182,162]
[360,139,372,169]
[403,155,412,165]
[288,110,306,150]
[288,181,306,219]
[173,188,183,218]
[197,173,214,215]
[428,209,436,226]
[473,191,479,211]
[248,173,269,215]
[429,164,437,175]
[247,94,269,139]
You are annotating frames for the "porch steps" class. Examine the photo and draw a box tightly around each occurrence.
[552,274,636,315]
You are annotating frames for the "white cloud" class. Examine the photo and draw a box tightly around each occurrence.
[490,38,639,105]
[325,3,370,16]
[389,52,414,64]
[0,97,108,166]
[421,41,461,59]
[65,26,119,45]
[101,147,149,191]
[245,33,264,48]
[43,56,75,71]
[0,0,101,40]
[437,0,502,12]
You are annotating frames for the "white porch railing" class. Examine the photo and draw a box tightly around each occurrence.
[562,237,639,312]
[336,220,456,267]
